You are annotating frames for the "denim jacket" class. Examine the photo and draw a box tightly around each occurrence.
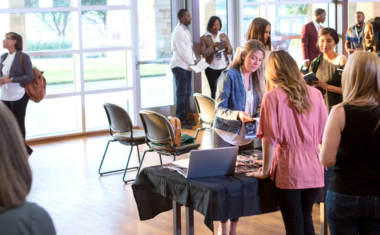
[213,66,260,134]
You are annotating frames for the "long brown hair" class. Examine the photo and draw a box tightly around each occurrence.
[228,39,266,103]
[340,51,380,130]
[265,50,313,114]
[0,102,32,212]
[246,18,271,51]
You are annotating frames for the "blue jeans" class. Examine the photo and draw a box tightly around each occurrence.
[172,67,192,123]
[326,190,380,235]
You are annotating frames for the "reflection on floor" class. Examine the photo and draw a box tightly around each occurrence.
[27,126,325,235]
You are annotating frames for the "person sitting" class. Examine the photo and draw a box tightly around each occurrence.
[211,39,266,235]
[320,51,380,235]
[201,16,232,100]
[363,17,380,58]
[250,50,328,235]
[310,27,347,113]
[0,102,56,235]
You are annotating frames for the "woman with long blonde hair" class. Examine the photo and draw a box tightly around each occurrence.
[250,50,328,235]
[0,102,56,234]
[211,39,266,235]
[320,51,380,234]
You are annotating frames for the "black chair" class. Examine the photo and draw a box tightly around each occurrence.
[193,93,215,138]
[135,110,200,180]
[99,103,146,183]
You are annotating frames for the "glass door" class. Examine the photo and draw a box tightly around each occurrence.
[137,0,175,110]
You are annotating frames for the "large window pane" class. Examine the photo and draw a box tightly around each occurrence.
[85,91,133,130]
[243,5,266,40]
[140,64,174,108]
[83,50,130,90]
[81,10,130,48]
[0,0,71,9]
[0,12,74,51]
[138,0,174,108]
[31,55,76,94]
[26,96,80,137]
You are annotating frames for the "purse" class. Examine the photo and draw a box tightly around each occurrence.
[167,116,182,147]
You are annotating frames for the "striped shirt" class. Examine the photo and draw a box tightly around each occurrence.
[346,25,364,50]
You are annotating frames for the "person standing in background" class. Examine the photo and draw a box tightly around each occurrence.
[301,8,326,68]
[201,16,232,100]
[245,17,272,90]
[345,11,365,55]
[0,32,33,156]
[170,9,197,129]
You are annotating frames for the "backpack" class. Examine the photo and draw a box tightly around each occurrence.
[167,116,182,147]
[19,53,46,103]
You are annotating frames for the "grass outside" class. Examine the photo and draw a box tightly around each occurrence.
[32,58,168,85]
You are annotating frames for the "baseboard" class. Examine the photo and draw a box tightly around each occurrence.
[26,126,140,145]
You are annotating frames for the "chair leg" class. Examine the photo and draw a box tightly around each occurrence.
[194,127,205,139]
[135,149,149,182]
[99,140,126,176]
[123,146,140,183]
[173,155,176,161]
[159,154,163,165]
[136,145,141,163]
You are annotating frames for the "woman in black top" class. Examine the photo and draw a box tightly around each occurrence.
[320,51,380,235]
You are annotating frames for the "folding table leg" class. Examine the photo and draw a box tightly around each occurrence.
[173,201,181,235]
[186,207,194,235]
[320,202,328,235]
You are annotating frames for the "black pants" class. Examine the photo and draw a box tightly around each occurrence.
[276,187,320,235]
[2,93,32,154]
[205,67,225,100]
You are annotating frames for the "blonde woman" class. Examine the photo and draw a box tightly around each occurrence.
[250,50,328,235]
[0,102,56,235]
[211,39,266,235]
[320,52,380,234]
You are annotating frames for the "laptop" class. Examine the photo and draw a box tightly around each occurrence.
[172,146,239,179]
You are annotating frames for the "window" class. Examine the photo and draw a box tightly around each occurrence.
[0,1,134,138]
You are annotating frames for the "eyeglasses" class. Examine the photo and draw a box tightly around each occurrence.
[3,37,13,41]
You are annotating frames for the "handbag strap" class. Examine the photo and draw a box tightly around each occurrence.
[19,52,25,75]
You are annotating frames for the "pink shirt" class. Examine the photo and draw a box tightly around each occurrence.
[257,86,328,189]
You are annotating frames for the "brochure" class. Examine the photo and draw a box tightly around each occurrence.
[190,59,209,73]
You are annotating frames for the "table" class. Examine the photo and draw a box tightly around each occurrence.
[132,165,332,235]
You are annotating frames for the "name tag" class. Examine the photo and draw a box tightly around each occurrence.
[215,52,222,60]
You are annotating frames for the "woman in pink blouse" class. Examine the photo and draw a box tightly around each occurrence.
[249,50,328,234]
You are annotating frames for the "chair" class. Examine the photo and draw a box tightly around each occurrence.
[193,93,216,138]
[136,110,200,180]
[99,103,146,183]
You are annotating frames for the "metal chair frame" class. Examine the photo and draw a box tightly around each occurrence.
[193,93,215,138]
[136,110,192,181]
[99,103,144,183]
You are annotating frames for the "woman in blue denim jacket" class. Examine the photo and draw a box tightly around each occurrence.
[211,40,266,235]
[320,52,380,234]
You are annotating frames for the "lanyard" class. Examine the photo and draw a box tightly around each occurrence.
[355,26,363,44]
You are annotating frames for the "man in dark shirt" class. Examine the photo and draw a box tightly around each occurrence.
[345,11,365,54]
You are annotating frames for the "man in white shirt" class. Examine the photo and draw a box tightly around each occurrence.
[301,8,326,67]
[170,9,197,129]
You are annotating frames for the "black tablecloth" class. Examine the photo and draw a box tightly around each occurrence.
[132,166,333,233]
[132,166,278,233]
